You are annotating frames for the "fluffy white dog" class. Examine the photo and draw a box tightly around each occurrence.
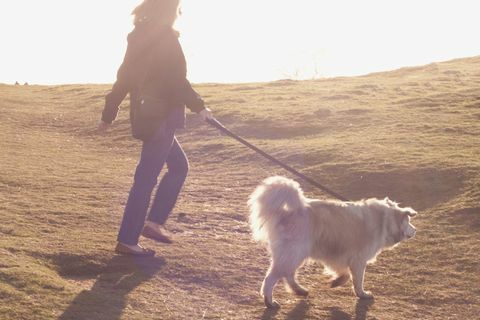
[248,176,417,308]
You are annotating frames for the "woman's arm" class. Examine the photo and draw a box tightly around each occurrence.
[167,36,207,113]
[101,29,149,124]
[180,78,205,113]
[101,75,130,124]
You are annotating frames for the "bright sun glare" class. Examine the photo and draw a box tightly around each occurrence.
[1,0,479,85]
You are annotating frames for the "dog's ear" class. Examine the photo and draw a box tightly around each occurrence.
[383,197,396,207]
[383,197,390,205]
[404,208,417,217]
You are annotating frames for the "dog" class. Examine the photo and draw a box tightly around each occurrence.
[248,176,417,308]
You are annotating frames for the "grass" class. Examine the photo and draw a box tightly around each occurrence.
[0,56,479,319]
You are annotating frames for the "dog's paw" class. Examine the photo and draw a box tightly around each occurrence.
[293,287,309,297]
[357,291,374,300]
[264,297,281,309]
[331,274,350,288]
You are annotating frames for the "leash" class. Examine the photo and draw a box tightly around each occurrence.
[206,118,349,202]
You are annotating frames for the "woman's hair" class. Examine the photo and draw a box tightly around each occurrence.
[132,0,181,26]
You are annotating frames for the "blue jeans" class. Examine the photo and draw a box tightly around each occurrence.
[117,123,189,245]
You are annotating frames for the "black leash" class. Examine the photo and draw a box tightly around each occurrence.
[206,118,349,202]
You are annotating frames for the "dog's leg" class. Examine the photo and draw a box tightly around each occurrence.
[285,273,309,296]
[330,273,350,288]
[350,262,374,299]
[280,248,308,297]
[261,266,282,308]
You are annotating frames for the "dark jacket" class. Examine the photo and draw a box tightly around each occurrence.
[101,23,205,124]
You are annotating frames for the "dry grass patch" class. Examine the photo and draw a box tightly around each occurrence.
[1,56,479,319]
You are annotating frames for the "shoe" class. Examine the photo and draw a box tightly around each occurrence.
[142,224,173,244]
[115,242,155,257]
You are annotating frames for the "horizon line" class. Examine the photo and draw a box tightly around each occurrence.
[2,54,479,87]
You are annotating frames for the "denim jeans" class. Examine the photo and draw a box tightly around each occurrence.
[117,122,189,245]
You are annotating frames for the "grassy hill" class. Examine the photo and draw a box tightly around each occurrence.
[0,56,479,319]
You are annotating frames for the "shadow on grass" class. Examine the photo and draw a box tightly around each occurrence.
[329,299,374,320]
[58,254,165,320]
[453,207,480,230]
[260,299,373,320]
[285,300,311,319]
[260,300,310,320]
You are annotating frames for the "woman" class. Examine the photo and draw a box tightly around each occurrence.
[98,0,213,256]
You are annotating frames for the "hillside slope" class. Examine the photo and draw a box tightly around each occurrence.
[1,56,479,319]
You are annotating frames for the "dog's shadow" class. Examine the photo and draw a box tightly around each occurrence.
[260,299,373,320]
[329,299,375,320]
[261,300,311,320]
[58,254,165,320]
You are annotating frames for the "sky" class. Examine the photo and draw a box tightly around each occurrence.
[1,0,479,85]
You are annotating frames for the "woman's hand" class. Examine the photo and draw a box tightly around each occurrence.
[199,108,214,121]
[97,120,111,134]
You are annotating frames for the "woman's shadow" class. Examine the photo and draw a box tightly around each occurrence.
[57,254,165,320]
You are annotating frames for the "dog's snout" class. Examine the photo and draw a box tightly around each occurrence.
[406,225,416,238]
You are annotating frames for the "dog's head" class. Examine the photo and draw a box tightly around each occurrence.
[381,197,417,247]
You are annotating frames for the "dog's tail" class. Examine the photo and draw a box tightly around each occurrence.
[248,176,307,243]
